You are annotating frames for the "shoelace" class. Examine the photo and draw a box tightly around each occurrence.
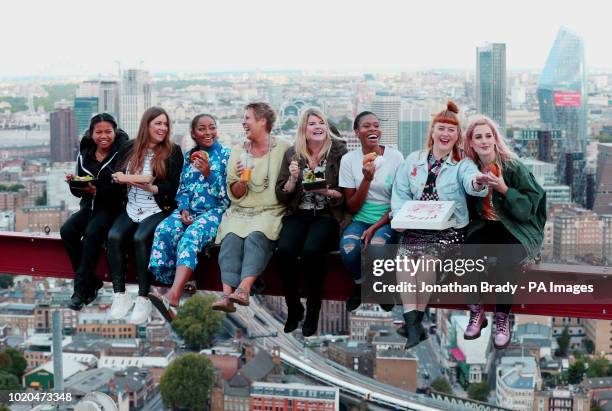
[468,310,481,326]
[495,315,508,333]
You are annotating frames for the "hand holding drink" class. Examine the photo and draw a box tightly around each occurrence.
[239,152,253,182]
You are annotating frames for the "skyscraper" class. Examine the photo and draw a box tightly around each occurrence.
[398,105,430,157]
[120,69,152,138]
[50,108,78,163]
[476,43,506,130]
[593,143,612,215]
[537,27,588,204]
[74,97,98,137]
[370,94,400,147]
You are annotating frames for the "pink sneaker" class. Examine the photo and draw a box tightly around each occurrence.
[464,304,487,340]
[494,312,511,349]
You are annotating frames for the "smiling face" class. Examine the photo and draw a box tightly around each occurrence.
[469,124,496,160]
[431,122,459,156]
[92,121,116,150]
[192,116,217,148]
[355,114,381,152]
[148,114,169,146]
[242,108,267,140]
[305,114,328,144]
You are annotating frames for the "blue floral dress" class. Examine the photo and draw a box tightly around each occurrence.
[149,141,230,284]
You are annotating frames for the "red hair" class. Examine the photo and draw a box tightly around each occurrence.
[425,101,463,162]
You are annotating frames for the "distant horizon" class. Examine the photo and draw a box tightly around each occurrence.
[3,0,610,78]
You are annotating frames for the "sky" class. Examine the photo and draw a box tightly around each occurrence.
[3,0,610,78]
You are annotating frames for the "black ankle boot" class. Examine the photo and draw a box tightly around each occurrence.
[379,303,395,312]
[83,278,104,306]
[400,311,428,349]
[68,292,86,311]
[302,304,321,337]
[284,302,305,333]
[345,284,362,312]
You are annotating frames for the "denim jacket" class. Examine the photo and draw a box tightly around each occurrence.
[391,150,487,228]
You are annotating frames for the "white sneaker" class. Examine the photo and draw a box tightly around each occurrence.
[129,296,153,324]
[109,292,133,320]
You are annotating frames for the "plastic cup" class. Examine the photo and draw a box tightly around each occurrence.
[240,168,252,182]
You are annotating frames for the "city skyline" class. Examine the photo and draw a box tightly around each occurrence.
[2,0,612,78]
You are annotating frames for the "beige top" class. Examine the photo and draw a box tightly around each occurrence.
[215,137,290,243]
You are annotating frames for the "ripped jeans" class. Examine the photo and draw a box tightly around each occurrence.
[339,221,395,284]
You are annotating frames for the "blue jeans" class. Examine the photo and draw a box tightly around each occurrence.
[339,221,395,284]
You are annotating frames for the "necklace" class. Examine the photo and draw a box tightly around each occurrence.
[243,137,275,193]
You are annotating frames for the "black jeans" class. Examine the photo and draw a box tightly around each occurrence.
[107,210,168,296]
[277,210,340,311]
[60,208,115,296]
[466,220,526,314]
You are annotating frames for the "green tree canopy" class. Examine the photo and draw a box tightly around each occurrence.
[281,118,296,132]
[159,353,215,411]
[171,294,223,351]
[557,327,570,357]
[336,115,353,131]
[467,382,490,402]
[2,348,27,378]
[431,377,452,394]
[0,370,20,391]
[584,339,595,355]
[567,359,586,384]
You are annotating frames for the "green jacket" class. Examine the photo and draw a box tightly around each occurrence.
[467,160,547,260]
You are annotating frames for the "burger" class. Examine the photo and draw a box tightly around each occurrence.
[363,152,377,166]
[190,150,209,163]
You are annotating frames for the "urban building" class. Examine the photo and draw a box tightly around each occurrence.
[533,388,589,411]
[551,317,586,351]
[74,97,98,137]
[15,204,70,233]
[349,304,394,341]
[23,356,88,390]
[552,207,603,263]
[46,162,81,211]
[476,43,507,130]
[50,108,78,163]
[398,105,430,157]
[583,319,612,359]
[593,143,612,215]
[374,350,418,392]
[120,69,152,138]
[495,356,542,411]
[250,382,339,411]
[34,303,78,333]
[327,340,375,377]
[0,302,35,337]
[370,94,400,147]
[448,314,492,385]
[537,27,588,204]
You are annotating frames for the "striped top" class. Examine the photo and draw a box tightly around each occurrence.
[126,150,162,222]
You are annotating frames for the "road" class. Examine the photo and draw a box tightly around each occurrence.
[229,298,472,411]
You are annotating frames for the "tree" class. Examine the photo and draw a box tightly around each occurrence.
[281,118,296,132]
[2,348,27,379]
[467,382,490,402]
[160,353,215,411]
[557,327,570,357]
[171,294,223,351]
[336,115,353,131]
[585,339,595,355]
[567,360,586,384]
[0,274,13,289]
[586,357,609,378]
[0,371,20,391]
[431,377,452,394]
[591,404,605,411]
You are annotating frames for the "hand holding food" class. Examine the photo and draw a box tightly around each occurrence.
[289,160,300,180]
[362,152,377,165]
[190,150,209,163]
[191,151,211,177]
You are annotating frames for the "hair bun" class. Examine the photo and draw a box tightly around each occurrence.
[446,101,459,114]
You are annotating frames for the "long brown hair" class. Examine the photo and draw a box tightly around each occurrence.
[124,107,173,179]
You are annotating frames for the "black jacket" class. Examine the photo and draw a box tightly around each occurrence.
[116,141,184,212]
[70,129,129,212]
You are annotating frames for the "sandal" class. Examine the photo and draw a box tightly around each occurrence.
[212,295,237,313]
[228,287,250,306]
[149,293,177,323]
[183,281,197,296]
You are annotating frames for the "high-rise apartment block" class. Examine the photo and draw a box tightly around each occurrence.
[120,69,152,138]
[398,105,430,157]
[593,143,612,215]
[476,43,506,130]
[370,94,400,148]
[50,108,78,162]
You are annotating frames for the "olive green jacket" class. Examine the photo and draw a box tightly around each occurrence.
[467,160,547,260]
